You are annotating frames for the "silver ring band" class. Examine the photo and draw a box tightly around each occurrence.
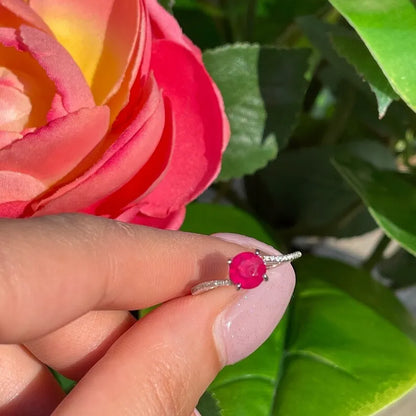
[261,251,302,267]
[191,250,301,295]
[191,279,234,295]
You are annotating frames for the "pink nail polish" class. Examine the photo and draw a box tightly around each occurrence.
[194,409,202,416]
[212,233,296,365]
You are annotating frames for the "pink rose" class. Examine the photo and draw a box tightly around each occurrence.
[0,0,229,228]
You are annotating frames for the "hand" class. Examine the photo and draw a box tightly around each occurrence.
[0,214,295,415]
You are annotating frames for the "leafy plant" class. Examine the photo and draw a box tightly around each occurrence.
[169,0,416,414]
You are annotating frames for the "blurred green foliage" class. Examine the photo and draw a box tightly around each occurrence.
[161,0,416,414]
[183,205,416,416]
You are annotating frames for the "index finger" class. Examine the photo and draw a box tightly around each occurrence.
[0,214,244,343]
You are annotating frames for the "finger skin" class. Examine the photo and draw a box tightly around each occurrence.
[25,310,136,381]
[52,288,237,416]
[0,217,297,415]
[0,214,244,343]
[0,344,64,415]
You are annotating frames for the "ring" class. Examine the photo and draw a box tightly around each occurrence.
[191,249,302,295]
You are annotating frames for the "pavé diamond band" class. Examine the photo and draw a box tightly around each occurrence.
[191,249,302,295]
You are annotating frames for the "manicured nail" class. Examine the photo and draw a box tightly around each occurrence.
[193,409,202,416]
[212,233,296,365]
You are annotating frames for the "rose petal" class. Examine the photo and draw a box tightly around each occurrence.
[117,205,186,230]
[109,74,159,151]
[0,69,32,129]
[0,67,24,90]
[46,93,67,122]
[18,25,94,112]
[0,27,55,128]
[145,0,230,150]
[91,95,174,217]
[0,170,46,203]
[137,40,228,217]
[0,201,28,217]
[29,0,142,105]
[31,76,165,215]
[0,0,51,33]
[105,2,150,121]
[0,106,110,185]
[0,83,31,131]
[0,131,21,149]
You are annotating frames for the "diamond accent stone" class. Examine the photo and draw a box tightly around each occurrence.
[262,251,302,265]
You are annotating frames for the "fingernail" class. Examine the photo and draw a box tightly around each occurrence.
[194,409,202,416]
[212,233,296,365]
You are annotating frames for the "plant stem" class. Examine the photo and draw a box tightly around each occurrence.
[363,234,391,271]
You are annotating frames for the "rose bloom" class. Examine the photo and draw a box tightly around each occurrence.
[0,0,229,228]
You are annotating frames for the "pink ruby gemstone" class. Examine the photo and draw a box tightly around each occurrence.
[229,252,266,289]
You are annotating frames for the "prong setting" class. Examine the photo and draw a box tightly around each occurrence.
[192,249,301,295]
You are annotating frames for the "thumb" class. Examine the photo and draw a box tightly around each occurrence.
[54,234,296,416]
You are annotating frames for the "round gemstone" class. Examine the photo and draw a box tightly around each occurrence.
[229,252,266,289]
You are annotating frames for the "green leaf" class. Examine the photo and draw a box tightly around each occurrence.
[296,256,416,340]
[210,316,288,416]
[331,32,399,118]
[349,93,416,143]
[183,204,416,415]
[297,16,364,89]
[298,15,399,118]
[273,256,416,416]
[214,257,416,416]
[50,369,76,394]
[197,390,222,416]
[333,155,416,256]
[203,44,310,181]
[247,140,395,238]
[182,203,274,246]
[138,304,159,318]
[329,0,416,112]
